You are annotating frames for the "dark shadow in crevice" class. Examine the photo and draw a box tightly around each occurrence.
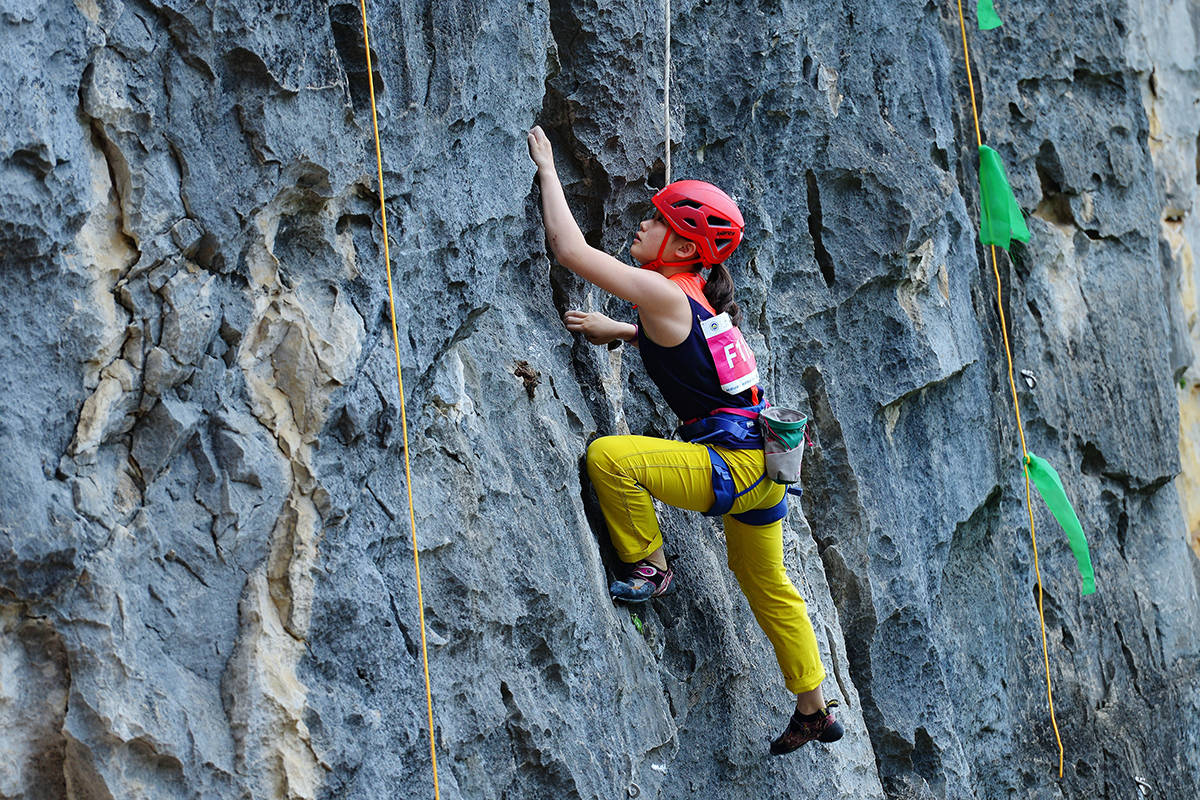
[806,170,836,287]
[328,3,383,111]
[1034,141,1074,227]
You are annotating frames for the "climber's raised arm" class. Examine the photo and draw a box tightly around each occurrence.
[527,126,690,330]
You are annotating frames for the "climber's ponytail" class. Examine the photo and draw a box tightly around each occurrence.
[700,262,742,328]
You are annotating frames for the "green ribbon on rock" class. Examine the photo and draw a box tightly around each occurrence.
[978,145,1030,250]
[977,0,1004,30]
[1026,453,1096,595]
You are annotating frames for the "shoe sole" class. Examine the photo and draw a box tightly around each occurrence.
[610,581,677,604]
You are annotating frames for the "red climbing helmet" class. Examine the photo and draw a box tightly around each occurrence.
[651,179,745,266]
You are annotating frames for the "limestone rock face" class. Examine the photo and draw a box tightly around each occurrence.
[2,2,1199,799]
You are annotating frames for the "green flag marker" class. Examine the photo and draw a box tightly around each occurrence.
[1026,453,1096,595]
[978,0,1004,30]
[978,145,1030,250]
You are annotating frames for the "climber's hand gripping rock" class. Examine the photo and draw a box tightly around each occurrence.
[563,311,636,346]
[527,125,554,173]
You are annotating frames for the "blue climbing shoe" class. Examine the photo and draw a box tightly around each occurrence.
[609,561,676,603]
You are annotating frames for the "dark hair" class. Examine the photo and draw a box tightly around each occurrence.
[698,262,741,327]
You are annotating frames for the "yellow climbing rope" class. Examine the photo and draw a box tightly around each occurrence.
[357,2,441,796]
[955,0,1064,777]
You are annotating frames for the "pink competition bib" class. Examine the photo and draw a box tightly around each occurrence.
[699,313,759,395]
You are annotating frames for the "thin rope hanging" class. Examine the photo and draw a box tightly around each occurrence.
[357,2,441,797]
[954,0,1064,776]
[663,0,671,183]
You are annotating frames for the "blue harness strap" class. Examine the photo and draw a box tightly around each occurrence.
[702,447,771,518]
[703,447,737,517]
[729,486,801,525]
[731,495,788,525]
[677,402,765,450]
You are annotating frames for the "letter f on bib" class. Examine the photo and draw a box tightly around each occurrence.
[724,342,740,369]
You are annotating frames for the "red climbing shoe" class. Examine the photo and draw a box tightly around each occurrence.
[609,561,675,603]
[769,700,844,755]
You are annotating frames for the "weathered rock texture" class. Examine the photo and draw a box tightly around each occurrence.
[2,1,1199,798]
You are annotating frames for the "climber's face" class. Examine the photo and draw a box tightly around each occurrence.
[630,211,671,265]
[630,211,696,267]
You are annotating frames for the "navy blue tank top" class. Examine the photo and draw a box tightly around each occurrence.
[636,275,761,423]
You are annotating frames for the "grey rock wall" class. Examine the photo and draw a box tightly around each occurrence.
[1,1,1198,799]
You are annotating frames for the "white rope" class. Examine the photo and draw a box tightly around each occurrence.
[663,0,671,184]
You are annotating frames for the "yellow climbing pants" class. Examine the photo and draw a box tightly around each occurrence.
[586,435,826,694]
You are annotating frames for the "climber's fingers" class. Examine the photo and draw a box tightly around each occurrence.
[528,126,554,169]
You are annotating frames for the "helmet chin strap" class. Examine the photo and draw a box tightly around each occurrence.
[638,232,706,271]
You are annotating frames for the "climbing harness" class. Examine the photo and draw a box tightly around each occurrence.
[678,399,804,526]
[356,2,441,797]
[677,402,764,448]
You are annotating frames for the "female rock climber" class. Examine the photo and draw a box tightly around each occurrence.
[527,125,843,754]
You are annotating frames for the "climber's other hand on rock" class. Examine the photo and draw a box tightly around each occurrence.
[563,310,626,345]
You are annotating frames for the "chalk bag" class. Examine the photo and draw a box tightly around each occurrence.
[760,406,808,484]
